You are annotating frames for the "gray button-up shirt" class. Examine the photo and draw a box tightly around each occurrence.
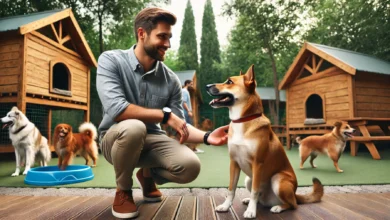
[96,45,185,135]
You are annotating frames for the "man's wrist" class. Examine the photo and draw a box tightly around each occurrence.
[203,131,212,145]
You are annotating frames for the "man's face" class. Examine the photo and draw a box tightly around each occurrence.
[188,82,194,88]
[143,21,172,61]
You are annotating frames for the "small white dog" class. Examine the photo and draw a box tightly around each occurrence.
[1,106,51,176]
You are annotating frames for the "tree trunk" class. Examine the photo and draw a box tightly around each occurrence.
[268,100,277,123]
[99,14,103,54]
[266,41,280,125]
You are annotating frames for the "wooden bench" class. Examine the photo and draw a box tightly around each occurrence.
[343,117,390,160]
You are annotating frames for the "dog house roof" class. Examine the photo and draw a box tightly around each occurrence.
[0,8,96,67]
[256,87,286,101]
[175,70,196,86]
[279,42,390,89]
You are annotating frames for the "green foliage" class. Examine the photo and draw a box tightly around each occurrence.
[199,0,222,119]
[306,0,390,62]
[177,0,198,71]
[163,50,182,72]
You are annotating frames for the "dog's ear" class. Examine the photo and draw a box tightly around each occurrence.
[244,65,256,89]
[334,121,342,128]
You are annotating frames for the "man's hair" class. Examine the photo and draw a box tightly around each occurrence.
[134,7,177,42]
[184,80,192,86]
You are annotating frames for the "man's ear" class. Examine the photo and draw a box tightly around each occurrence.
[137,27,146,40]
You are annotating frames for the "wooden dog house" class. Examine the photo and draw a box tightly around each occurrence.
[175,70,203,128]
[279,42,390,149]
[0,9,96,152]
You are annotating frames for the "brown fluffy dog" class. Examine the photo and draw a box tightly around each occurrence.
[53,122,98,170]
[297,121,355,173]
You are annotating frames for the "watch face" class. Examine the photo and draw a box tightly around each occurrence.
[163,107,171,113]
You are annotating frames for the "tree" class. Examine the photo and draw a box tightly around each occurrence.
[199,0,224,126]
[177,0,198,71]
[224,0,314,124]
[306,0,390,62]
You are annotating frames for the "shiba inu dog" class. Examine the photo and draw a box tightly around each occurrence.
[1,106,51,176]
[296,121,355,173]
[206,65,323,218]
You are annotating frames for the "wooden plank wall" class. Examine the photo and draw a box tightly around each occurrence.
[287,68,350,127]
[355,72,390,118]
[25,33,88,103]
[0,35,23,94]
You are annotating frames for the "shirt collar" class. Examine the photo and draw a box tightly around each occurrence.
[128,44,162,77]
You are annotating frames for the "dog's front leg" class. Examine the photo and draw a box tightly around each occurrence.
[11,150,21,176]
[216,160,240,212]
[244,163,263,219]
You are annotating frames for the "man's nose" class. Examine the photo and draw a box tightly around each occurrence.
[164,39,171,48]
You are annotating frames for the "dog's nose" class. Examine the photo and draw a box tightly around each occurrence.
[206,84,214,89]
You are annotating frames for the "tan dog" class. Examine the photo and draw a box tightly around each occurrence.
[206,65,323,218]
[53,122,98,170]
[297,121,355,173]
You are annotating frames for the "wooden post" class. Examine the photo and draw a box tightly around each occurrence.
[84,69,91,122]
[17,35,27,112]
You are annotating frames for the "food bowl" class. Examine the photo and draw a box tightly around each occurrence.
[24,165,94,186]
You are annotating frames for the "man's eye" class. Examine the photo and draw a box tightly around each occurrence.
[226,79,233,84]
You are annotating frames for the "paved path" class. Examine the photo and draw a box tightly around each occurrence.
[2,185,390,197]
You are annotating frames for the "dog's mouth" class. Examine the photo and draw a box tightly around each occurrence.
[2,121,13,129]
[343,131,354,138]
[208,93,234,107]
[59,131,68,139]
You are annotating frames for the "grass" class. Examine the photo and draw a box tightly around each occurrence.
[0,144,390,188]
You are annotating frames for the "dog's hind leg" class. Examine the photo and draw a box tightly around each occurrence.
[23,146,35,175]
[85,142,98,167]
[11,149,21,176]
[271,177,297,213]
[299,147,310,169]
[309,152,318,168]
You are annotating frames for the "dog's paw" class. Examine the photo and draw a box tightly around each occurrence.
[215,204,230,212]
[22,170,29,175]
[90,165,96,168]
[11,172,19,177]
[270,205,283,213]
[242,198,250,205]
[243,208,256,218]
[312,165,317,168]
[338,169,344,173]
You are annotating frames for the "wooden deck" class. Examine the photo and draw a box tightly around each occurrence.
[0,193,389,219]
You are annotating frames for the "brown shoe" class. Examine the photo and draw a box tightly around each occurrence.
[112,188,139,218]
[136,168,162,202]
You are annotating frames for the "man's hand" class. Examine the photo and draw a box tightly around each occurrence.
[207,125,229,146]
[188,111,193,117]
[167,113,189,144]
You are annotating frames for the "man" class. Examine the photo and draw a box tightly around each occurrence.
[182,79,193,125]
[96,7,228,219]
[182,79,204,153]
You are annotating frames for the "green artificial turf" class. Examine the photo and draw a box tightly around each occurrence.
[0,144,389,188]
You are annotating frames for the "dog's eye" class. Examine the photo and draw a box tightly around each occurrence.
[226,79,233,85]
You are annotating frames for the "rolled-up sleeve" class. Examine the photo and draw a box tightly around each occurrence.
[96,52,130,120]
[168,77,185,120]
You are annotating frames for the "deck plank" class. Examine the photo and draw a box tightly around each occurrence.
[72,197,113,220]
[152,196,181,220]
[33,196,82,220]
[176,196,196,220]
[5,196,64,219]
[51,197,99,219]
[0,196,45,218]
[326,194,384,219]
[136,197,166,220]
[197,196,216,220]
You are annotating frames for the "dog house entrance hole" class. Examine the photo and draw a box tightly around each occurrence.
[53,63,70,90]
[306,94,324,119]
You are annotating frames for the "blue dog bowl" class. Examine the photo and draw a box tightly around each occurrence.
[24,165,94,186]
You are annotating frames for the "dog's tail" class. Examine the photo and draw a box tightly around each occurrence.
[295,136,302,144]
[295,177,324,204]
[79,122,98,140]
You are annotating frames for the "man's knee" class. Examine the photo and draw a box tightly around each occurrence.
[172,156,201,184]
[117,119,147,141]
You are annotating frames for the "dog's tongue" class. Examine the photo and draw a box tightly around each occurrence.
[209,99,215,105]
[2,123,9,129]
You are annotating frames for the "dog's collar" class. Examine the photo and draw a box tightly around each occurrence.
[13,124,27,134]
[231,113,262,123]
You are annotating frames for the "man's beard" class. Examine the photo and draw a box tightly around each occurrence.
[144,40,166,61]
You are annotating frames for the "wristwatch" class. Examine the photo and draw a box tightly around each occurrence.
[161,107,172,124]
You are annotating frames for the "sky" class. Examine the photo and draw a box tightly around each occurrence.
[158,0,236,51]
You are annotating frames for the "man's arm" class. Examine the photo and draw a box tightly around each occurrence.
[186,124,229,146]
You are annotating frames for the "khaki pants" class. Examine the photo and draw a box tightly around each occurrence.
[100,119,201,190]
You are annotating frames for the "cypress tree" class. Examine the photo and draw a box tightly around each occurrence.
[199,0,224,127]
[178,0,198,70]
